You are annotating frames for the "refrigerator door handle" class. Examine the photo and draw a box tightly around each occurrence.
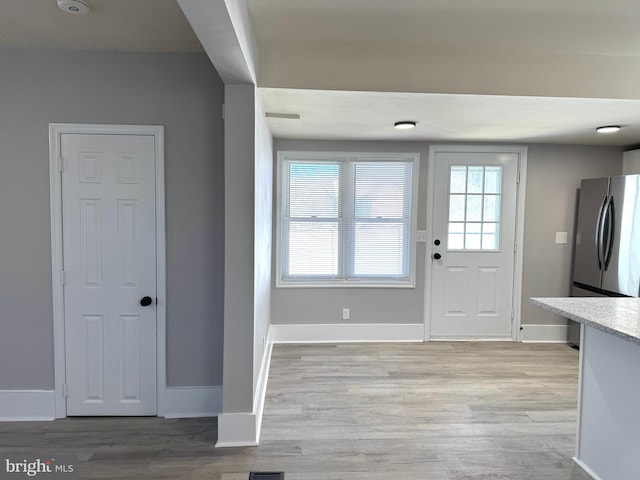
[603,195,615,269]
[595,195,607,269]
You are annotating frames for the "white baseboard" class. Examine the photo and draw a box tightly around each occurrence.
[215,329,274,447]
[430,335,512,341]
[216,412,259,447]
[0,388,221,421]
[162,386,222,419]
[573,457,603,480]
[254,330,274,443]
[521,324,569,343]
[270,323,425,343]
[0,390,55,421]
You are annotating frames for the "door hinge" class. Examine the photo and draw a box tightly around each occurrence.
[60,270,66,285]
[222,103,225,119]
[57,156,64,172]
[516,170,521,184]
[63,384,69,399]
[514,242,517,253]
[511,310,515,320]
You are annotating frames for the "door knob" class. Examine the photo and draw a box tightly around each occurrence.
[140,296,153,307]
[433,253,442,260]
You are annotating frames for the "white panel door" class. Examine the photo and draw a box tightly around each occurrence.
[430,151,519,339]
[62,134,157,415]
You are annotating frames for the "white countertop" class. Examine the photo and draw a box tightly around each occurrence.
[530,297,640,346]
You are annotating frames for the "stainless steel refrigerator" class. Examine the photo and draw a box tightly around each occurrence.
[570,174,640,346]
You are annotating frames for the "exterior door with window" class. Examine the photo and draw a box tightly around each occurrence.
[429,149,519,339]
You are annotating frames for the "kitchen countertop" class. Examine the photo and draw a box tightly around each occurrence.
[530,297,640,346]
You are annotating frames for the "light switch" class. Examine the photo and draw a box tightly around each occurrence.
[556,232,568,244]
[416,231,427,242]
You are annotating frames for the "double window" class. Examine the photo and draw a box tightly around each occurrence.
[277,151,419,287]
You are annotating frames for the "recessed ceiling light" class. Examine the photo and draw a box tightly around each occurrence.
[596,125,621,134]
[57,0,90,15]
[394,121,416,130]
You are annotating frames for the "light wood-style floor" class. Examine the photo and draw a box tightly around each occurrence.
[0,342,592,480]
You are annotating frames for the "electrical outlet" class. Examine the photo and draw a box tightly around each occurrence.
[342,308,350,320]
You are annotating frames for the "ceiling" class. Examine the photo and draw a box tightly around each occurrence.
[248,0,640,147]
[2,0,640,146]
[260,89,640,146]
[0,0,202,52]
[249,0,640,57]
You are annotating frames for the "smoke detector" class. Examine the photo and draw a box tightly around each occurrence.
[57,0,90,15]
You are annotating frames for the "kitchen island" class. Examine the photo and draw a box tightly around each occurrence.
[530,297,640,480]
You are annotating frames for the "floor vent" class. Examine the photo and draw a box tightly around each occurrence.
[249,472,284,480]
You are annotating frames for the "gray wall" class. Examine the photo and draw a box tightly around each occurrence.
[0,49,225,390]
[521,144,622,325]
[222,85,256,413]
[271,139,428,325]
[221,85,273,413]
[253,91,273,392]
[271,139,623,328]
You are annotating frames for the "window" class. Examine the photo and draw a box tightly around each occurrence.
[447,165,502,251]
[277,152,419,286]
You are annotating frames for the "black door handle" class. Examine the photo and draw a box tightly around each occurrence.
[433,253,442,260]
[140,296,153,307]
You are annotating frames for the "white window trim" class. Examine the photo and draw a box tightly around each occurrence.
[276,150,420,288]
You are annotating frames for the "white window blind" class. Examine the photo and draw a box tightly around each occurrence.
[279,152,418,286]
[283,161,341,277]
[352,162,412,277]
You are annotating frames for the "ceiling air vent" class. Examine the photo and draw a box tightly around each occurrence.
[248,472,284,480]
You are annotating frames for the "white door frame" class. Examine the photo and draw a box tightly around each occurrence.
[424,144,528,342]
[49,123,166,418]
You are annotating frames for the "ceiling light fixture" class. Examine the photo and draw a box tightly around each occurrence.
[394,121,416,130]
[57,0,90,15]
[596,125,621,134]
